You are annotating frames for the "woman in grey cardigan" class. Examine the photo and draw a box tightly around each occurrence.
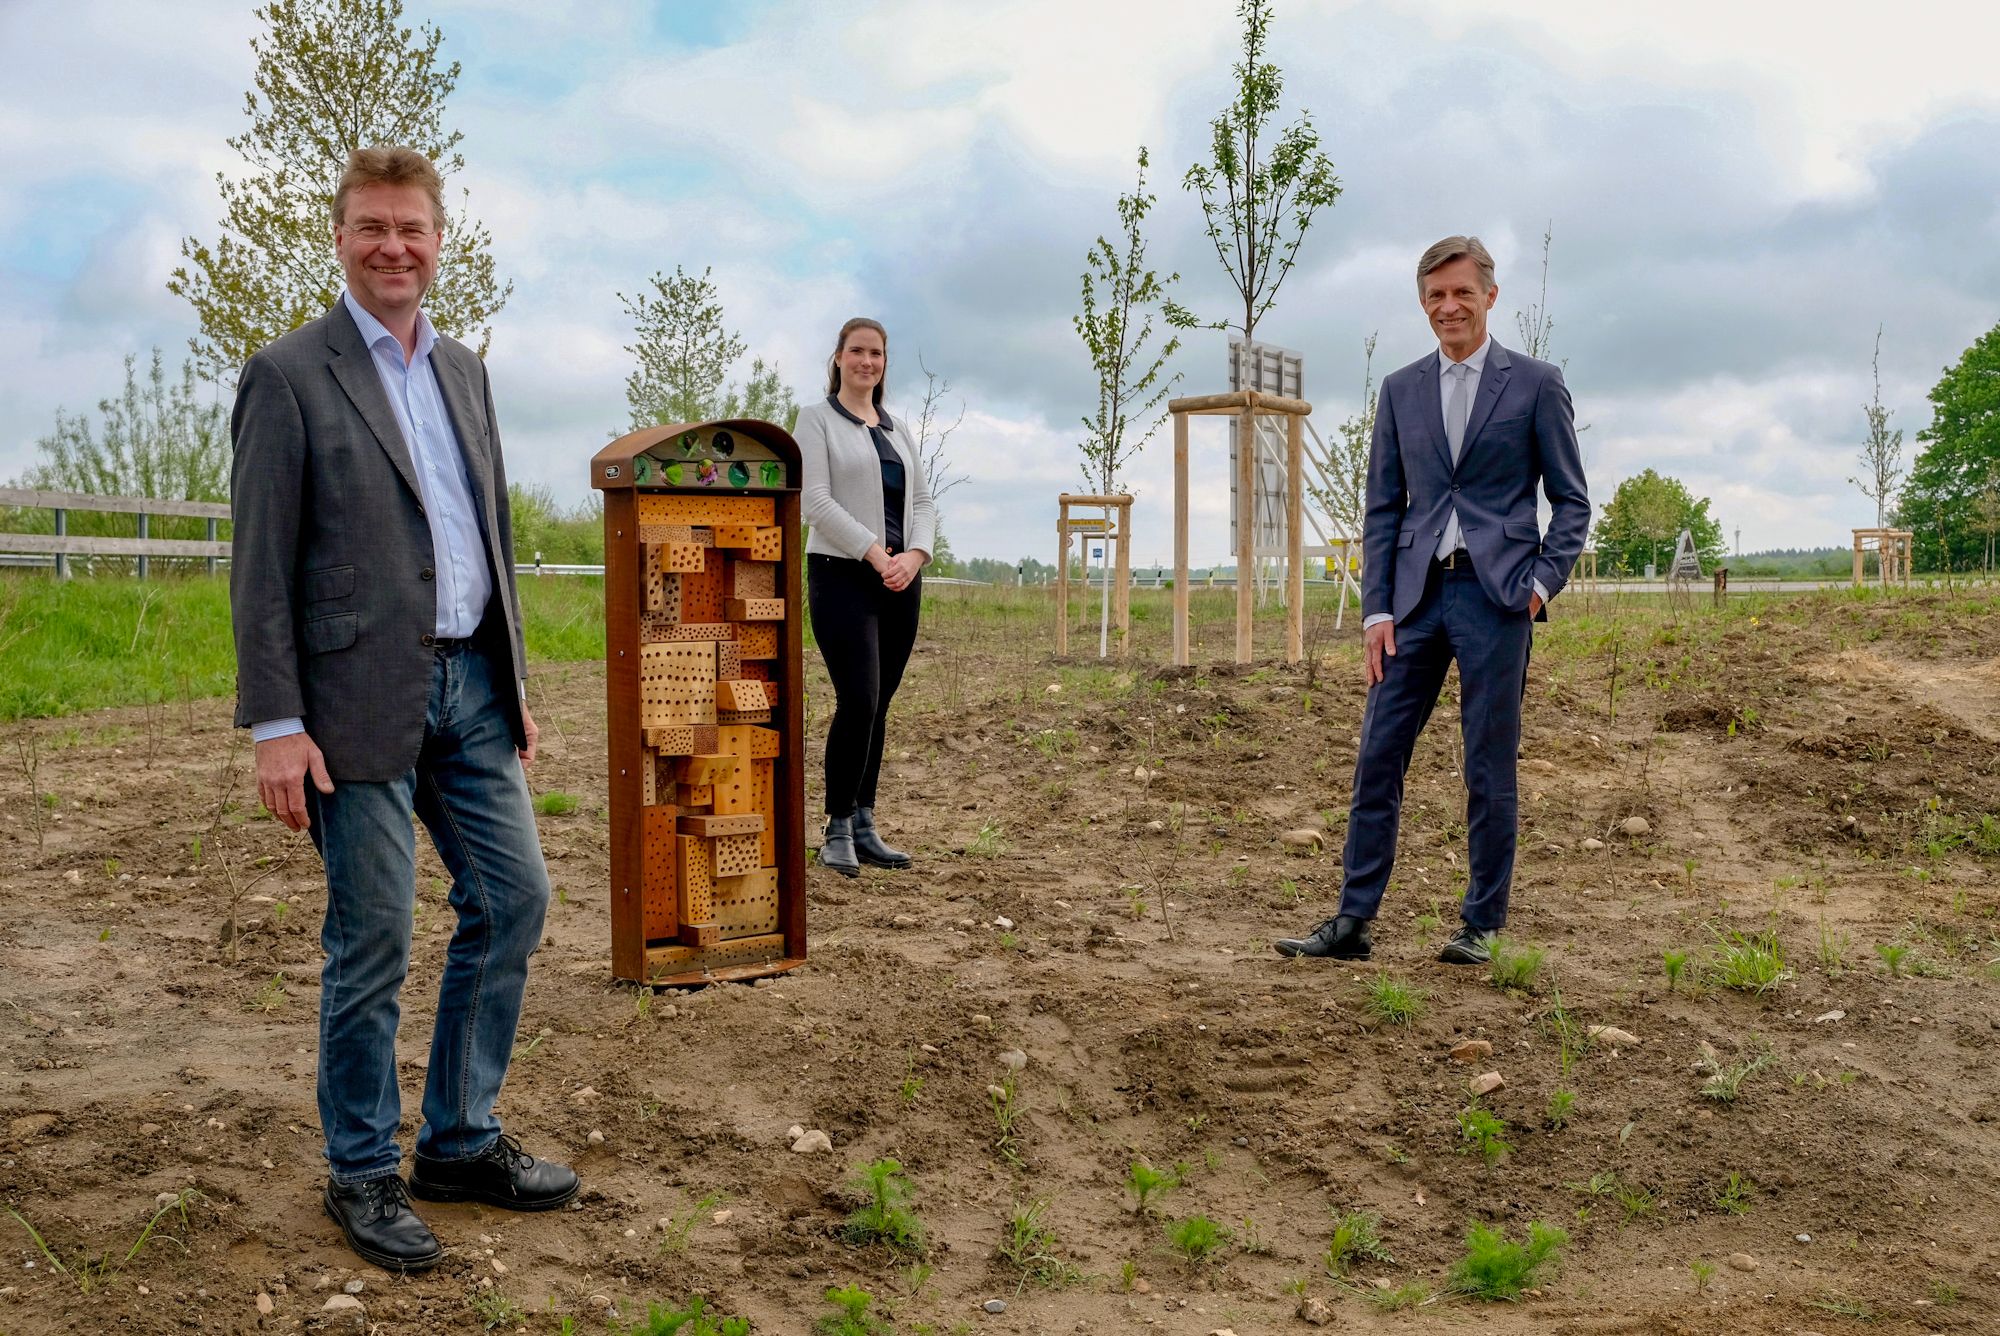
[795,316,936,876]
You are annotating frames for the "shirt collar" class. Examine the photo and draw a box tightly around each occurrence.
[342,289,437,364]
[1439,334,1491,375]
[826,393,894,433]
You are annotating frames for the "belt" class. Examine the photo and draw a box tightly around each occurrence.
[421,633,473,649]
[1434,549,1472,571]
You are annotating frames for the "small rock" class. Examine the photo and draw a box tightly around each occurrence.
[972,1014,992,1026]
[920,1044,939,1054]
[589,1295,612,1310]
[492,1259,507,1275]
[1132,767,1154,783]
[572,1085,601,1103]
[321,1296,363,1312]
[787,1124,805,1141]
[1468,1071,1505,1097]
[1525,758,1557,773]
[1813,1009,1845,1024]
[1620,816,1651,837]
[998,1049,1028,1073]
[586,1130,605,1145]
[342,1279,364,1295]
[1795,1233,1812,1244]
[315,1293,366,1332]
[791,1129,833,1154]
[892,914,918,928]
[1131,1278,1151,1293]
[1279,828,1325,852]
[1448,1039,1493,1063]
[1144,820,1166,833]
[1044,683,1061,694]
[1296,1295,1333,1325]
[986,1084,1008,1099]
[138,1122,161,1136]
[1580,837,1605,851]
[1209,1329,1238,1335]
[984,1298,1008,1313]
[712,1209,733,1225]
[1588,1025,1639,1048]
[256,1293,275,1316]
[993,917,1015,930]
[1727,1253,1758,1272]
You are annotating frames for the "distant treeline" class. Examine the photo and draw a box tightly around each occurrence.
[1723,547,1852,578]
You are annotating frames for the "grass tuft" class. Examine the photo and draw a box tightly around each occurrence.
[1447,1220,1567,1300]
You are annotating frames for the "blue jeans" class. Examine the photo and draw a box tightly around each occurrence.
[1338,563,1531,932]
[305,643,550,1183]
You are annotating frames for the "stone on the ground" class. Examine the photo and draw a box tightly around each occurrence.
[1044,683,1061,694]
[790,1129,833,1154]
[314,1294,366,1334]
[342,1279,364,1294]
[1133,767,1154,783]
[1813,1009,1845,1023]
[892,914,917,928]
[1449,1039,1493,1063]
[586,1130,605,1145]
[1795,1233,1812,1243]
[1588,1026,1639,1048]
[1580,837,1605,851]
[993,917,1015,930]
[1620,816,1651,836]
[571,1085,600,1102]
[998,1049,1028,1072]
[256,1293,275,1316]
[1296,1295,1333,1324]
[1727,1253,1758,1272]
[983,1298,1008,1313]
[1145,820,1166,832]
[786,1124,804,1141]
[1468,1071,1505,1097]
[1280,829,1325,852]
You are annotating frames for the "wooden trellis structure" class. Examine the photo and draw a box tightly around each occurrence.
[1851,528,1914,587]
[1169,389,1312,665]
[1054,493,1132,657]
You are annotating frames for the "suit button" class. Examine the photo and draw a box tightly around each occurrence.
[1451,484,1460,492]
[421,633,436,647]
[1434,529,1443,537]
[421,567,435,581]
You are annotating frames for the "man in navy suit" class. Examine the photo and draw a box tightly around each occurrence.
[1277,235,1589,964]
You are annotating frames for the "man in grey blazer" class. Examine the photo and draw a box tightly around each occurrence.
[1277,235,1590,966]
[230,146,576,1272]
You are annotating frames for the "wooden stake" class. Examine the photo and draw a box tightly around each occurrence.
[1173,410,1190,667]
[1235,395,1257,664]
[1286,411,1304,664]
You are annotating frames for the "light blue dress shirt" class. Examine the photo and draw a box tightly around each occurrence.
[252,292,494,743]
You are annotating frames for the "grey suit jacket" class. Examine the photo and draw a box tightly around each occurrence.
[1361,340,1590,624]
[229,302,527,782]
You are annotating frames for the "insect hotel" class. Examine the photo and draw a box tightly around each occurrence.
[592,420,807,986]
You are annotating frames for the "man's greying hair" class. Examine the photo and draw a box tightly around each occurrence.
[332,146,447,230]
[1416,235,1495,295]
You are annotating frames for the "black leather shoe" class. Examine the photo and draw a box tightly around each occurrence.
[1274,914,1373,960]
[820,816,861,878]
[851,807,912,869]
[1438,923,1498,965]
[409,1134,579,1211]
[324,1175,444,1272]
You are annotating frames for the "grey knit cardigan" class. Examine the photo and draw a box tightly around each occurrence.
[795,398,937,562]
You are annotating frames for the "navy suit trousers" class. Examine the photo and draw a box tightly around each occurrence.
[1339,562,1531,931]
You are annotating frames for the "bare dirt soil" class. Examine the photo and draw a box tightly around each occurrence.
[3,588,1999,1335]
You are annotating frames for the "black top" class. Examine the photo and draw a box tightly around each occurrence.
[826,395,905,554]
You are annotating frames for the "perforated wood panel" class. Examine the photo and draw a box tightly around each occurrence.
[747,527,783,561]
[641,617,735,644]
[713,832,761,877]
[716,639,742,679]
[726,597,784,621]
[645,724,720,756]
[717,706,772,725]
[637,493,775,528]
[680,812,764,837]
[643,932,785,976]
[676,754,737,786]
[754,758,776,866]
[641,745,658,805]
[714,868,779,938]
[718,679,769,713]
[641,805,680,940]
[643,546,670,611]
[640,643,718,727]
[737,661,772,682]
[734,623,779,659]
[727,560,777,599]
[679,561,725,622]
[712,524,757,548]
[677,834,714,928]
[743,726,781,759]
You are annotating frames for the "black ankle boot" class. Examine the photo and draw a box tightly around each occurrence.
[820,816,861,877]
[852,807,912,869]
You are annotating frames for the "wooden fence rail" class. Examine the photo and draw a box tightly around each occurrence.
[0,487,232,578]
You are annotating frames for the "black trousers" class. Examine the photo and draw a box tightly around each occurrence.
[807,555,922,818]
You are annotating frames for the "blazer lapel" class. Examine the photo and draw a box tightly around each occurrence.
[1415,352,1452,474]
[325,306,423,504]
[1459,340,1513,464]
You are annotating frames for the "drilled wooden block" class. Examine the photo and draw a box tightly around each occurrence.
[711,524,757,548]
[715,724,778,760]
[714,867,778,938]
[677,834,713,924]
[747,526,784,562]
[640,616,734,644]
[675,753,738,786]
[679,812,765,837]
[643,932,784,978]
[664,541,707,573]
[733,623,779,659]
[744,726,781,759]
[643,545,671,611]
[640,642,717,728]
[737,661,771,682]
[713,832,761,877]
[712,742,753,814]
[753,758,776,866]
[717,679,771,713]
[716,639,742,679]
[641,805,680,940]
[644,724,720,756]
[641,745,658,805]
[726,559,777,599]
[679,560,725,622]
[637,493,775,528]
[717,707,772,725]
[726,597,784,621]
[679,783,713,808]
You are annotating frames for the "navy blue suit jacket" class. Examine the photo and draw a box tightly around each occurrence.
[1360,340,1590,624]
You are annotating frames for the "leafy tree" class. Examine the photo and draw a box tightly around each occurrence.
[1974,469,2000,574]
[170,0,510,385]
[1173,0,1342,342]
[1850,325,1905,528]
[1899,319,2000,571]
[1308,332,1375,540]
[619,266,798,432]
[1593,469,1725,575]
[1075,148,1183,495]
[506,484,603,566]
[6,350,230,544]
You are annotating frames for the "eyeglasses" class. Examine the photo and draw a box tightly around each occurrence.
[342,222,438,243]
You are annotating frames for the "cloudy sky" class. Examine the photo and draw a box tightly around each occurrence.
[4,0,1998,566]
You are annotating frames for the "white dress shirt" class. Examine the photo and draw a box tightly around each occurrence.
[1362,336,1548,631]
[251,292,494,742]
